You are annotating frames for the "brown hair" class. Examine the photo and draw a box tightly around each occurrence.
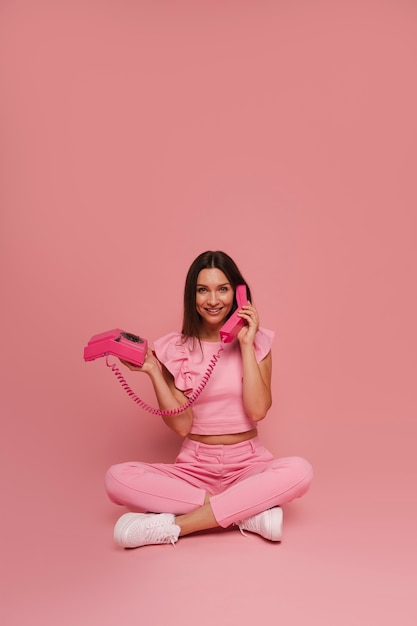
[181,250,252,339]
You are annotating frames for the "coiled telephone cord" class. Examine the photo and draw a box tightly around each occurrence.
[105,346,224,415]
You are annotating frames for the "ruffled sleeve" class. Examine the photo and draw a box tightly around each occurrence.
[153,332,195,394]
[254,327,275,362]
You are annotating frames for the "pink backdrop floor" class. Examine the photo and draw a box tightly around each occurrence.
[2,412,416,626]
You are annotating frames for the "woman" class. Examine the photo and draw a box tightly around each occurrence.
[105,251,312,548]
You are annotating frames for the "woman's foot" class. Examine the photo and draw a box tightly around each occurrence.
[238,507,283,541]
[114,512,181,548]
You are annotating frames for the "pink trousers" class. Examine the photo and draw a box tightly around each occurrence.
[105,437,313,528]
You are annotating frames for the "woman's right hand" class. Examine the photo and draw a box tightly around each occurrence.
[119,349,160,375]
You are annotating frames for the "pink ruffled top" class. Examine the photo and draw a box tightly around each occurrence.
[153,328,274,435]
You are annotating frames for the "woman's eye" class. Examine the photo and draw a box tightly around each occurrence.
[219,287,228,293]
[197,287,207,293]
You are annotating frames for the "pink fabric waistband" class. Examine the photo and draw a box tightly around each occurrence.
[182,436,262,456]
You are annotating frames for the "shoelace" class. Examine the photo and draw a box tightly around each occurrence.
[236,521,251,538]
[144,518,179,547]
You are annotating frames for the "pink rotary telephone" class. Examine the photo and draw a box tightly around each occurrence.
[84,330,148,367]
[83,284,249,414]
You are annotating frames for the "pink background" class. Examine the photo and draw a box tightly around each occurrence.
[1,1,416,624]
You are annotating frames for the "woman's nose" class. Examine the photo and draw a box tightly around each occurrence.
[207,291,218,304]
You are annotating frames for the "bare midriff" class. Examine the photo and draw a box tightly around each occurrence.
[187,428,258,445]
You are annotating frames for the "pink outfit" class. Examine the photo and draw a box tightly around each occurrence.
[105,329,313,527]
[153,329,274,434]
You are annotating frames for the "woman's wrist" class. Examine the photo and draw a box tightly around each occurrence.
[239,338,256,352]
[147,363,164,381]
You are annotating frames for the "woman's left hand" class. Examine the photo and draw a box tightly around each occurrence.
[236,303,259,345]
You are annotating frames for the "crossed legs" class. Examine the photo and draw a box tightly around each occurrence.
[175,493,218,535]
[106,452,313,545]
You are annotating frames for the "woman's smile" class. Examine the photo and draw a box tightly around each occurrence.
[204,306,224,315]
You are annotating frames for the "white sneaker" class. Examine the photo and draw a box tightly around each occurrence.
[114,512,181,548]
[238,507,283,541]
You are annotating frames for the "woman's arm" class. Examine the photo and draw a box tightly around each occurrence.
[237,303,273,421]
[240,347,272,421]
[157,365,194,436]
[119,350,194,437]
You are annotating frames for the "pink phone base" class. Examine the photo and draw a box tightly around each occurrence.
[219,284,248,343]
[83,329,148,367]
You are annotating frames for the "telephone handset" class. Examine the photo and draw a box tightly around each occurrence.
[219,283,248,343]
[83,284,249,415]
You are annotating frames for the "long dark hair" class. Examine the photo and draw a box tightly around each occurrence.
[181,251,252,340]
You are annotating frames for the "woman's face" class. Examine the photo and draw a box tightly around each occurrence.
[195,268,234,330]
